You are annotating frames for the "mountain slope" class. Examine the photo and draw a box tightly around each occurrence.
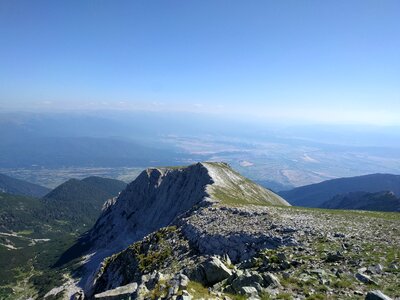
[321,191,400,212]
[0,193,43,234]
[57,162,288,291]
[84,162,288,252]
[81,176,127,196]
[279,173,400,207]
[0,176,127,299]
[204,162,289,206]
[43,177,127,226]
[0,192,79,294]
[0,173,50,198]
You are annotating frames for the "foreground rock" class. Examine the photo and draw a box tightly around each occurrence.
[94,282,137,299]
[200,256,233,285]
[365,290,393,300]
[87,202,400,299]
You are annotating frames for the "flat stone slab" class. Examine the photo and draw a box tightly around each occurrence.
[94,282,138,300]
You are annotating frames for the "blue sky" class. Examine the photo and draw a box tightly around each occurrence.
[0,1,399,124]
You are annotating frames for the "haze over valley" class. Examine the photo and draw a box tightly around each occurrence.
[1,112,400,190]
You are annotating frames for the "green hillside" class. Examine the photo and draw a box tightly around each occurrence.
[0,176,127,299]
[321,191,400,212]
[0,173,50,198]
[42,177,126,226]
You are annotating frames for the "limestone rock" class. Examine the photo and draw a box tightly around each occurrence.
[240,286,258,297]
[71,290,85,300]
[177,290,193,300]
[94,282,138,300]
[365,290,393,300]
[231,271,264,292]
[202,256,233,285]
[355,273,377,285]
[263,273,281,287]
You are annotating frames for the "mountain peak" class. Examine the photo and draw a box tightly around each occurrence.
[71,162,288,290]
[202,162,289,206]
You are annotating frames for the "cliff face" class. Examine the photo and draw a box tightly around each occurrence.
[86,162,288,256]
[87,163,212,252]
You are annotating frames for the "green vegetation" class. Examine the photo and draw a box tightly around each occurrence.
[186,281,212,299]
[0,173,50,198]
[134,227,176,273]
[0,176,127,298]
[246,203,400,299]
[204,162,288,206]
[282,205,400,221]
[42,177,126,226]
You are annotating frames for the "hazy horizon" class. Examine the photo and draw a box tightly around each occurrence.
[1,1,400,187]
[1,1,400,125]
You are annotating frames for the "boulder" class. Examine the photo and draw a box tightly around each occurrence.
[202,256,233,285]
[231,271,264,292]
[177,290,193,300]
[365,290,393,300]
[368,264,383,274]
[178,273,189,289]
[326,251,344,262]
[168,273,189,292]
[134,283,148,300]
[71,290,85,300]
[355,273,377,285]
[144,271,165,290]
[263,273,281,287]
[240,286,258,296]
[94,282,138,300]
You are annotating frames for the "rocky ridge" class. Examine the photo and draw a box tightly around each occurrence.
[56,163,399,300]
[67,162,287,295]
[84,207,399,299]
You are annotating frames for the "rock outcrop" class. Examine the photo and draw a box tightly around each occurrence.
[75,162,288,295]
[87,162,288,253]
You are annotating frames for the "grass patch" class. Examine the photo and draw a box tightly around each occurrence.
[187,281,212,299]
[282,205,400,221]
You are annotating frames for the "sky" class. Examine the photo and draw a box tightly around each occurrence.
[0,0,399,125]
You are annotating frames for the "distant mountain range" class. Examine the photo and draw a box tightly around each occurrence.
[279,173,400,210]
[0,175,126,242]
[321,191,400,212]
[0,173,50,198]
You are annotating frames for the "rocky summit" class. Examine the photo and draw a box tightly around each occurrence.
[51,162,399,300]
[86,162,288,254]
[73,163,288,292]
